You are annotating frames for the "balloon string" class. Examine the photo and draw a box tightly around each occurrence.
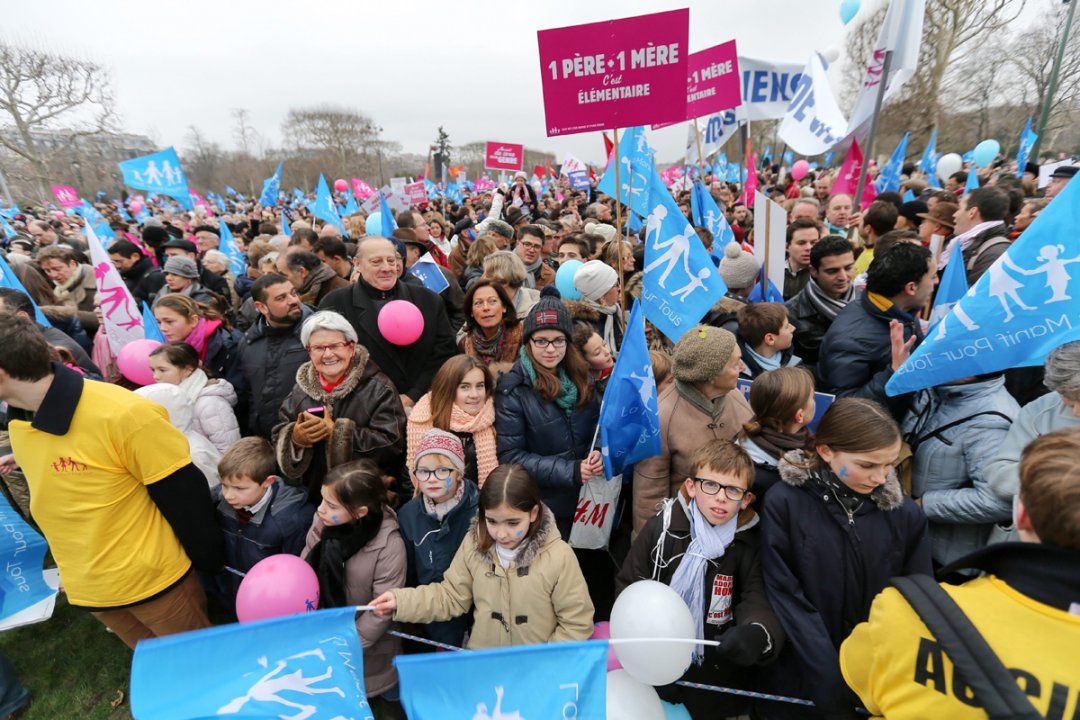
[607,637,721,647]
[224,566,247,578]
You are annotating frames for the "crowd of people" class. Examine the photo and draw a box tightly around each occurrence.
[0,155,1077,719]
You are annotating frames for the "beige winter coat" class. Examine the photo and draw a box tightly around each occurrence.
[632,381,754,533]
[391,507,594,648]
[301,510,405,697]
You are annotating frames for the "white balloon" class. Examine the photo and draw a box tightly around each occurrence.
[823,47,841,63]
[610,580,696,686]
[607,670,665,720]
[936,153,964,181]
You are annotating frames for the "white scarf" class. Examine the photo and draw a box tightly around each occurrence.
[939,220,1004,267]
[177,368,210,404]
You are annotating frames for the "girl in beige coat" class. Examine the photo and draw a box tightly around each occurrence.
[371,464,594,648]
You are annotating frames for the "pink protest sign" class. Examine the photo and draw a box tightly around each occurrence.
[351,178,376,199]
[537,9,689,136]
[404,181,428,206]
[51,185,80,208]
[484,142,524,172]
[652,40,741,130]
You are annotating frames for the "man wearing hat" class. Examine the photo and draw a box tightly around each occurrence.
[161,238,231,297]
[159,256,218,306]
[447,217,475,280]
[1046,164,1077,200]
[916,202,957,247]
[396,210,449,268]
[474,217,514,250]
[705,242,761,334]
[394,228,464,331]
[632,325,752,532]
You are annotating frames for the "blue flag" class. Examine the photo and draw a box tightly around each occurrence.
[377,194,397,238]
[782,150,795,166]
[875,132,909,194]
[225,184,237,196]
[643,169,727,343]
[962,150,975,165]
[141,301,166,343]
[131,608,370,720]
[598,126,654,219]
[0,493,56,623]
[823,151,836,168]
[0,215,16,240]
[726,163,741,184]
[902,189,916,202]
[75,201,116,241]
[919,129,941,188]
[118,147,192,209]
[762,144,773,163]
[748,277,785,303]
[0,255,51,326]
[409,254,450,293]
[396,641,606,720]
[260,161,283,207]
[964,162,980,196]
[0,207,16,220]
[928,249,969,329]
[1016,117,1038,179]
[887,176,1080,395]
[599,299,661,479]
[342,191,359,216]
[280,209,291,236]
[219,221,246,277]
[690,179,735,266]
[713,153,728,179]
[115,204,132,222]
[313,174,347,237]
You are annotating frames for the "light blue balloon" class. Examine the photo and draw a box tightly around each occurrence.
[661,700,693,720]
[839,0,860,24]
[973,139,1001,168]
[555,259,583,300]
[365,212,382,235]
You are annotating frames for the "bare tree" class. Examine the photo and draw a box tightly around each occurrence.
[281,105,386,181]
[0,41,115,199]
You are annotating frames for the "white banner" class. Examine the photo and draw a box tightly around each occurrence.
[779,53,848,156]
[560,152,587,176]
[753,191,788,295]
[85,225,145,353]
[738,56,805,121]
[687,105,746,165]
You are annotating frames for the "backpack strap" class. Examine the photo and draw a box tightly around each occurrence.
[892,575,1042,720]
[966,235,1012,271]
[916,411,1014,448]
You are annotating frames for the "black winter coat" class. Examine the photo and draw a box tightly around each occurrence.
[785,285,841,370]
[203,325,246,403]
[238,306,312,438]
[118,255,165,306]
[319,278,457,402]
[495,360,600,539]
[759,451,931,718]
[617,496,785,719]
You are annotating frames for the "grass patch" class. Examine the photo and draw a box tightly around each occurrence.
[0,595,133,719]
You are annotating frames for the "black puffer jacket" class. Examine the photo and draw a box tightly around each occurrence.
[117,255,165,306]
[494,359,599,539]
[238,306,312,438]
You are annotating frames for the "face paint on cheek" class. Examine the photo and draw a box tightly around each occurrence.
[445,478,453,495]
[515,530,523,539]
[838,466,849,479]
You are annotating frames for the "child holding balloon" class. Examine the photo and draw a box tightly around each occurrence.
[301,459,406,715]
[370,463,594,647]
[616,439,785,720]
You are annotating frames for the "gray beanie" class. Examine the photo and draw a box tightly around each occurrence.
[672,325,737,384]
[163,255,199,279]
[573,260,618,303]
[718,241,760,291]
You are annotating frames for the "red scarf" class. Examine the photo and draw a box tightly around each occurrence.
[184,318,223,361]
[319,373,347,393]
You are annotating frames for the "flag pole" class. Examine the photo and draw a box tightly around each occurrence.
[853,50,894,213]
[693,118,707,180]
[612,127,627,326]
[760,194,770,302]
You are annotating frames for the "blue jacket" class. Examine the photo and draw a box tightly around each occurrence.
[396,480,479,646]
[906,376,1018,567]
[817,292,922,419]
[759,451,931,718]
[212,480,315,601]
[495,359,600,539]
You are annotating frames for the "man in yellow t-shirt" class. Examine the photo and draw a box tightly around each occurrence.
[840,427,1080,718]
[1,314,223,649]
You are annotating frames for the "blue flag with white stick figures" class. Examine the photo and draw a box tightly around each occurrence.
[313,174,347,237]
[131,608,371,720]
[118,147,193,209]
[599,299,661,480]
[887,176,1080,395]
[875,132,909,194]
[1016,117,1038,179]
[597,125,654,219]
[219,221,246,277]
[643,169,726,343]
[690,178,735,266]
[919,128,940,188]
[260,161,283,207]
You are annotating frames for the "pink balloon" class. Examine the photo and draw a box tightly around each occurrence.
[236,554,320,623]
[790,160,810,181]
[334,179,349,193]
[591,621,623,671]
[377,300,425,346]
[117,339,162,386]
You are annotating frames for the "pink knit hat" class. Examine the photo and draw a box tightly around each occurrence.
[414,429,466,474]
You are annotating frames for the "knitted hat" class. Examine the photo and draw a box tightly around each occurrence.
[522,296,574,342]
[672,325,737,384]
[162,256,199,279]
[718,241,760,291]
[413,429,466,475]
[573,260,618,303]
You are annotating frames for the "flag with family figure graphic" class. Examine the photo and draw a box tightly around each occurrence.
[888,175,1080,395]
[131,607,370,720]
[597,125,654,219]
[118,147,193,209]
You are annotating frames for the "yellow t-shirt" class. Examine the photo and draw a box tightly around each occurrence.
[840,577,1080,719]
[9,378,193,607]
[852,247,874,277]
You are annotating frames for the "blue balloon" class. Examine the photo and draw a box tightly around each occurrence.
[973,139,1001,168]
[661,700,693,720]
[555,259,583,300]
[365,212,382,235]
[839,0,860,24]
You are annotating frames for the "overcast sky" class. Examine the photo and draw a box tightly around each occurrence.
[6,0,864,168]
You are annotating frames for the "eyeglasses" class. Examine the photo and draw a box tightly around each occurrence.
[692,478,747,501]
[530,336,567,349]
[414,467,455,481]
[518,241,543,251]
[306,341,353,356]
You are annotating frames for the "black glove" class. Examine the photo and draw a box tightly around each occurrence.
[716,623,769,666]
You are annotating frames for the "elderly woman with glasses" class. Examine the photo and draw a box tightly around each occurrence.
[273,310,407,504]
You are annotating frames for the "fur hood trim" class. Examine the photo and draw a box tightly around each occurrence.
[295,344,372,402]
[563,299,601,322]
[778,449,905,511]
[469,505,557,568]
